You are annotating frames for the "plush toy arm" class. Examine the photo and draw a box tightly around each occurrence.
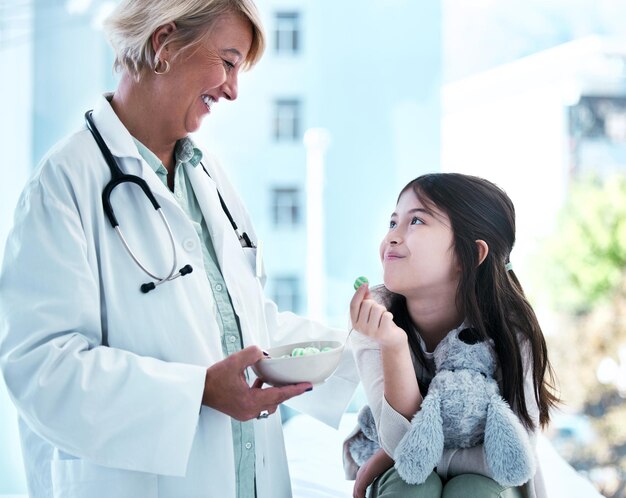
[484,395,536,487]
[393,390,444,485]
[358,404,379,443]
[349,431,381,467]
[347,404,381,467]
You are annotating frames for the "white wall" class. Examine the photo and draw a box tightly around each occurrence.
[439,40,624,292]
[442,78,569,284]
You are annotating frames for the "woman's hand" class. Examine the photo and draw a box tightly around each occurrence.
[350,285,407,351]
[353,448,394,498]
[202,346,311,421]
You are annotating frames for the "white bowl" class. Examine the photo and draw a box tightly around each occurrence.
[250,340,343,387]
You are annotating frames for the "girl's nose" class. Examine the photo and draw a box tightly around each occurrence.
[386,232,401,245]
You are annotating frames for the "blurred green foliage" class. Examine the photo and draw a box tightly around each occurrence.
[537,174,626,496]
[540,175,626,314]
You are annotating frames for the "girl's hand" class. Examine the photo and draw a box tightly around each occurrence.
[350,285,407,350]
[353,448,394,498]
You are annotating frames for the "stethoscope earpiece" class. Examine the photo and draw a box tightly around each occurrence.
[140,282,156,294]
[140,265,194,293]
[180,264,193,276]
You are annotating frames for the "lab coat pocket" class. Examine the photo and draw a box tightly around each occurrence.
[243,243,266,287]
[51,458,158,498]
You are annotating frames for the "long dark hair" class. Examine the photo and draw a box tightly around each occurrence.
[380,173,558,429]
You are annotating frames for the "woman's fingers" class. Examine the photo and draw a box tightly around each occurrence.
[251,377,264,389]
[253,382,311,407]
[234,345,265,370]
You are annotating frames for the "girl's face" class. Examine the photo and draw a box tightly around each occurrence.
[379,188,460,300]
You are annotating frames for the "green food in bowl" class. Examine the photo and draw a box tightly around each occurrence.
[251,340,343,386]
[285,345,333,358]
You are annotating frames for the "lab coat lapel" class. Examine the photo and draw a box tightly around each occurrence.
[91,95,196,229]
[91,94,143,162]
[185,162,264,349]
[184,164,230,266]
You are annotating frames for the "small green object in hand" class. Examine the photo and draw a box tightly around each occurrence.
[353,276,369,290]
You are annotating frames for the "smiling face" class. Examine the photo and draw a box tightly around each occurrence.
[155,12,253,137]
[379,188,460,301]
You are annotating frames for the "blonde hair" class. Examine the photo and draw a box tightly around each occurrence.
[103,0,265,78]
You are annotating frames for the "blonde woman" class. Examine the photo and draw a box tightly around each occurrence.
[0,1,357,497]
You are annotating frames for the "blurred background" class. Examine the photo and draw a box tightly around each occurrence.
[1,0,626,496]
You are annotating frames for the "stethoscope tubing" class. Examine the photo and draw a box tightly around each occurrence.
[102,174,161,228]
[113,209,177,283]
[85,110,186,292]
[85,108,253,293]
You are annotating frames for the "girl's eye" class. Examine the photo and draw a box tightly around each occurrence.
[411,216,423,225]
[223,59,235,71]
[389,220,397,229]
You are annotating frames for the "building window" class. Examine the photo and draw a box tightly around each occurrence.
[271,187,301,227]
[274,99,301,141]
[569,95,626,142]
[274,12,300,54]
[568,95,626,175]
[272,276,301,312]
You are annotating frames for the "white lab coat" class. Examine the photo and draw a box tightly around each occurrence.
[0,95,358,498]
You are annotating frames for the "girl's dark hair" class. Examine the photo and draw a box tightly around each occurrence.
[380,173,558,429]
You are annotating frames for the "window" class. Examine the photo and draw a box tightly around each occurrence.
[272,276,301,313]
[274,99,301,141]
[274,12,300,54]
[271,187,301,227]
[569,95,626,141]
[568,95,626,176]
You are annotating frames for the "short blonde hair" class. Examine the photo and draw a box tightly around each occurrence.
[104,0,265,78]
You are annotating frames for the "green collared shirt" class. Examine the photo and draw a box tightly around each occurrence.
[133,137,256,498]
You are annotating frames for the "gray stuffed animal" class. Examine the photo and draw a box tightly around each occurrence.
[348,404,381,467]
[393,327,536,486]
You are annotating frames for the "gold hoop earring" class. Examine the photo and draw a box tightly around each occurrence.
[154,58,170,75]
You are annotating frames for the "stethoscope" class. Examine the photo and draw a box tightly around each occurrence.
[85,110,255,294]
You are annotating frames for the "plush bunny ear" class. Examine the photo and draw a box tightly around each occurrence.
[484,395,536,487]
[458,327,482,344]
[394,390,444,485]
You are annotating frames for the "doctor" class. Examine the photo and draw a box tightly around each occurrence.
[0,0,357,497]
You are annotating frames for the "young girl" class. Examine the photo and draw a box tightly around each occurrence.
[345,173,558,498]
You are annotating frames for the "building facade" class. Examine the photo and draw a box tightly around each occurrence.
[197,0,443,325]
